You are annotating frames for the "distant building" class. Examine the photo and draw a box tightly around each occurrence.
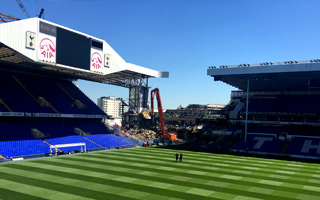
[165,104,227,118]
[97,96,125,118]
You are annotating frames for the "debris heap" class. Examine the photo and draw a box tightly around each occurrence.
[125,129,157,140]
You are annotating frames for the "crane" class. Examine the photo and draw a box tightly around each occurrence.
[15,0,45,19]
[150,88,177,140]
[0,13,19,23]
[16,0,30,18]
[38,8,45,19]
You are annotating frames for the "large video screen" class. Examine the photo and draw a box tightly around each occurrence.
[56,27,91,70]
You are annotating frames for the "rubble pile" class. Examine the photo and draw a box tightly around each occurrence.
[125,129,157,140]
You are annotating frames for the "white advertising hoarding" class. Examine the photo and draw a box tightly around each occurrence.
[90,48,103,73]
[38,33,56,63]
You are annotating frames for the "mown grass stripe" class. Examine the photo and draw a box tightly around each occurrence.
[1,147,320,200]
[60,153,318,189]
[73,152,320,197]
[3,161,272,200]
[106,148,317,175]
[74,152,320,188]
[143,147,320,171]
[130,149,320,179]
[0,187,47,200]
[116,148,320,175]
[0,170,135,200]
[16,154,310,199]
[0,164,221,200]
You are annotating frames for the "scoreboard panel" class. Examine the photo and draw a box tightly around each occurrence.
[56,27,91,70]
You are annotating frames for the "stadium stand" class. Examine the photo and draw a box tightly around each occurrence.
[73,122,111,134]
[285,136,320,158]
[45,135,102,153]
[0,123,33,140]
[15,73,90,115]
[233,133,285,154]
[0,17,166,162]
[0,103,9,112]
[85,134,133,148]
[0,72,55,113]
[0,139,50,159]
[208,59,320,160]
[59,80,106,115]
[0,71,133,159]
[33,122,75,138]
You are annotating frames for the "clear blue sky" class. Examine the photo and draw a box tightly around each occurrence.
[3,0,320,109]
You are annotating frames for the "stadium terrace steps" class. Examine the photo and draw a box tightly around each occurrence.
[41,139,65,154]
[0,72,53,113]
[15,74,86,114]
[240,95,320,115]
[82,136,105,149]
[0,72,104,115]
[59,80,106,115]
[0,99,12,112]
[0,154,7,161]
[73,122,111,134]
[0,123,34,140]
[33,123,76,138]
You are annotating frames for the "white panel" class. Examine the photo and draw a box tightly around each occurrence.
[38,33,56,63]
[0,18,38,61]
[90,48,103,73]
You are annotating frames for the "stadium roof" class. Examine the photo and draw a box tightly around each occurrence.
[0,18,168,87]
[207,60,320,91]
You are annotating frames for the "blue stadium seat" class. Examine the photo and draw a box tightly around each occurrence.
[286,136,320,158]
[15,74,88,114]
[233,133,284,154]
[73,122,111,134]
[33,123,75,138]
[0,72,54,113]
[0,104,9,112]
[59,80,106,115]
[45,135,102,153]
[0,139,50,159]
[0,123,34,140]
[85,134,133,148]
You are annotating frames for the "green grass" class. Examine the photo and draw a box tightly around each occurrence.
[0,147,320,200]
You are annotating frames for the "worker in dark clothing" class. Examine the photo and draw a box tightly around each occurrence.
[175,153,179,161]
[179,153,183,162]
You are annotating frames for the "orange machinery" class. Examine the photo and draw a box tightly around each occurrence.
[150,88,177,140]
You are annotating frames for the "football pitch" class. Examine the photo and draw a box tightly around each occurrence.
[0,147,320,200]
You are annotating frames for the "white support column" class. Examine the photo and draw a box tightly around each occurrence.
[245,78,250,143]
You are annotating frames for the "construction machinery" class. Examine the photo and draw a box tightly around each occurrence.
[150,88,177,140]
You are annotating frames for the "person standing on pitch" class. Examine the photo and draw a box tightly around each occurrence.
[179,153,183,162]
[175,153,179,161]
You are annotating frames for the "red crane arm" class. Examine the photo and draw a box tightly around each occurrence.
[150,88,165,135]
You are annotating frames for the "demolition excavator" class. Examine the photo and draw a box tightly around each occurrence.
[150,88,177,140]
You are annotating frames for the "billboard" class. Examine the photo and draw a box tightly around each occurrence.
[38,21,104,72]
[38,21,56,63]
[90,40,103,73]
